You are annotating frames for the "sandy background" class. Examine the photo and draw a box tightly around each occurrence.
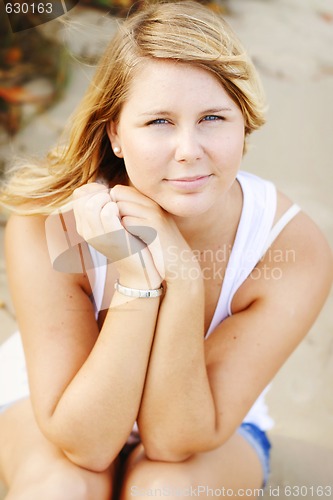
[1,0,333,497]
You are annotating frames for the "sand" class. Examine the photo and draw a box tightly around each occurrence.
[1,1,333,497]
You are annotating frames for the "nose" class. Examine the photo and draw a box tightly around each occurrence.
[174,126,203,164]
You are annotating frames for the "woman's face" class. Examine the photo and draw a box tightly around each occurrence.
[108,59,245,217]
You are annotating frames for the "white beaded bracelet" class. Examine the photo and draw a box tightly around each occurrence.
[114,280,164,298]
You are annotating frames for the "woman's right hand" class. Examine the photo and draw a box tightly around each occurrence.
[72,183,162,288]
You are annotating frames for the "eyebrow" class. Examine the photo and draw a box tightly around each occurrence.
[140,107,233,117]
[201,107,233,114]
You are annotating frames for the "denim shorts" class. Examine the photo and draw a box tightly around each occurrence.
[237,422,271,487]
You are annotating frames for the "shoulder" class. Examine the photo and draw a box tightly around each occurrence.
[232,190,333,319]
[272,190,332,277]
[5,214,48,270]
[5,213,92,295]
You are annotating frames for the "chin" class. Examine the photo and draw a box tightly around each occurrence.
[161,198,214,218]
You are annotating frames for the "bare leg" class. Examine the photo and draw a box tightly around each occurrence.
[120,433,264,499]
[0,399,115,500]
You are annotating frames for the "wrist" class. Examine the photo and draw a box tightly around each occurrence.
[116,249,162,289]
[115,280,164,298]
[117,274,163,290]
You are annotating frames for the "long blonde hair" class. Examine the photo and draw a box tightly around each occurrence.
[1,0,266,215]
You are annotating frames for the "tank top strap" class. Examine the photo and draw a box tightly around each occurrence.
[260,203,301,259]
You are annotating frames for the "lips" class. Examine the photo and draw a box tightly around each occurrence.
[170,175,207,181]
[164,174,212,190]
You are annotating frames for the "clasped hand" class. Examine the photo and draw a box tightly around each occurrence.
[72,183,200,289]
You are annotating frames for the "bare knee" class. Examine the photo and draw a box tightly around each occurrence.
[43,467,97,500]
[121,452,193,500]
[8,464,112,500]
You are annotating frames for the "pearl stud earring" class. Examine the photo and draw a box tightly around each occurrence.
[113,146,121,154]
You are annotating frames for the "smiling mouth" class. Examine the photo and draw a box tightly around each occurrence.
[167,175,211,182]
[164,174,212,190]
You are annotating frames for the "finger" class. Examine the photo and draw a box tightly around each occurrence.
[100,204,146,261]
[73,191,111,240]
[73,182,108,200]
[72,184,109,226]
[72,183,109,226]
[121,216,158,247]
[116,200,156,222]
[100,202,123,233]
[111,184,155,208]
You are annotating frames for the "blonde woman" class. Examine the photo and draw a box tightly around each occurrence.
[0,2,332,498]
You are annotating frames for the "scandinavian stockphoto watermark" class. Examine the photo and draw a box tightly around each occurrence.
[45,223,296,282]
[44,205,297,309]
[130,484,332,497]
[166,245,296,282]
[130,485,265,497]
[44,206,296,282]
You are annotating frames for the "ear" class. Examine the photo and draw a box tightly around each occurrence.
[106,121,123,157]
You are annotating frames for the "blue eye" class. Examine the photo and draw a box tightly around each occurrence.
[202,115,224,122]
[148,118,169,125]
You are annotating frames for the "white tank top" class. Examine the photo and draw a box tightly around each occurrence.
[0,171,300,434]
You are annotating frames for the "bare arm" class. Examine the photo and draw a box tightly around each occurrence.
[5,189,162,472]
[136,210,333,461]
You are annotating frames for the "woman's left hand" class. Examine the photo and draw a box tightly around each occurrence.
[111,184,201,284]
